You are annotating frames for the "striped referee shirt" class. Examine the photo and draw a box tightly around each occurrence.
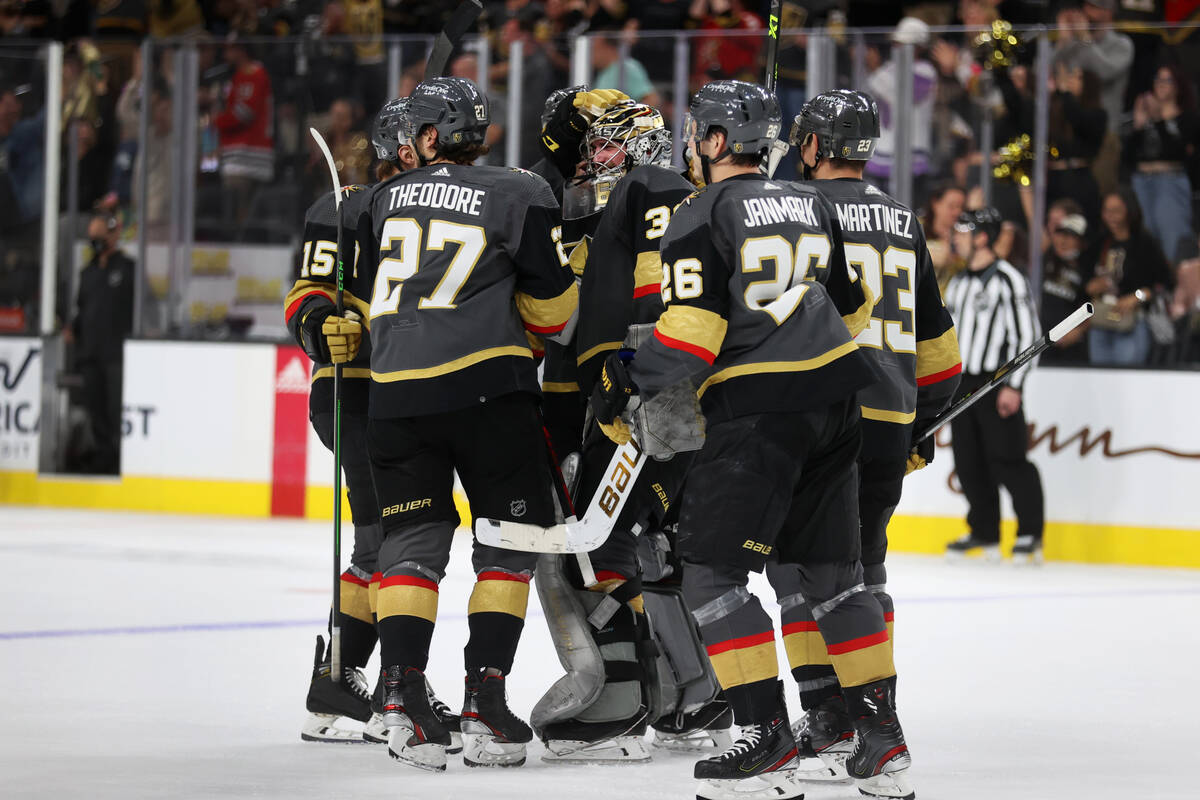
[943,259,1040,389]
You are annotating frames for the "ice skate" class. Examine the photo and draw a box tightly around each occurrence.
[845,679,914,800]
[944,533,1000,562]
[460,670,532,768]
[1010,535,1044,565]
[694,714,803,800]
[651,696,734,753]
[382,665,451,772]
[541,711,652,764]
[365,672,461,751]
[790,695,854,783]
[300,635,372,743]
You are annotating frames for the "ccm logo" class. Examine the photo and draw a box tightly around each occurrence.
[382,498,432,517]
[598,440,644,517]
[742,539,773,555]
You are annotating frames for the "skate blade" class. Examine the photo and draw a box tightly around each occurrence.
[792,752,851,783]
[1009,551,1044,566]
[386,726,447,772]
[542,735,652,764]
[855,767,915,800]
[945,546,1000,563]
[696,768,804,800]
[652,728,732,754]
[300,712,368,744]
[462,733,527,768]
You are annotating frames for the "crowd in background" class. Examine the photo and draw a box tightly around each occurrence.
[1,0,1200,364]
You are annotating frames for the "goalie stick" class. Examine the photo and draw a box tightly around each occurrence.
[425,0,483,80]
[309,128,345,682]
[911,302,1094,446]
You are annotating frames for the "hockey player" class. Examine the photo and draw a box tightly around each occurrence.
[532,100,729,763]
[316,77,577,772]
[286,97,462,748]
[589,81,914,800]
[776,90,960,786]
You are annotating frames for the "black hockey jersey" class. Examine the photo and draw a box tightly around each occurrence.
[810,178,962,458]
[284,184,375,414]
[574,164,695,397]
[628,173,876,423]
[363,164,578,418]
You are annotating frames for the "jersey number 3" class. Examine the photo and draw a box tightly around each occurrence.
[370,218,486,318]
[844,243,916,353]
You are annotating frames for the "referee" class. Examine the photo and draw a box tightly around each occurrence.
[941,208,1046,563]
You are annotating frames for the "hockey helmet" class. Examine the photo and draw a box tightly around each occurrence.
[405,76,489,148]
[541,84,588,129]
[371,97,411,162]
[585,101,672,177]
[790,90,880,161]
[955,207,1004,244]
[684,80,783,160]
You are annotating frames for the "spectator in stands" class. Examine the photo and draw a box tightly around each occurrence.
[343,0,387,117]
[133,80,172,230]
[450,52,504,150]
[1124,63,1197,263]
[922,181,967,291]
[1057,1,1134,195]
[591,33,662,108]
[691,0,763,84]
[108,46,143,209]
[1086,188,1174,366]
[64,117,115,213]
[149,0,205,38]
[1046,55,1106,228]
[1043,197,1087,253]
[501,5,554,167]
[67,210,135,474]
[0,78,42,227]
[864,17,938,207]
[213,36,273,228]
[318,97,370,187]
[1040,212,1092,364]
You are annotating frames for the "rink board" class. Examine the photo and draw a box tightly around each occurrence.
[1,340,1197,568]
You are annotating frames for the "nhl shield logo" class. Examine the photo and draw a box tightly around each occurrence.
[509,499,527,518]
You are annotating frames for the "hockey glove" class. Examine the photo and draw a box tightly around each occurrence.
[590,351,637,445]
[905,435,935,475]
[322,311,362,364]
[540,89,629,177]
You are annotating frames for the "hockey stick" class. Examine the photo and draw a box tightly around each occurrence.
[763,0,788,177]
[425,0,483,80]
[911,302,1093,446]
[310,128,345,682]
[475,436,647,554]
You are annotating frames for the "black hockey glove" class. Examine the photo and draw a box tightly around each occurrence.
[540,89,629,178]
[299,305,335,364]
[906,434,935,475]
[590,350,638,445]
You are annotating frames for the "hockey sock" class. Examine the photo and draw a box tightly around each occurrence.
[698,599,780,726]
[813,587,894,693]
[464,568,532,674]
[368,571,382,620]
[376,567,439,670]
[779,599,840,710]
[334,566,378,668]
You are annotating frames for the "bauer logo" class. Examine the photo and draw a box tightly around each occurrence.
[275,357,311,394]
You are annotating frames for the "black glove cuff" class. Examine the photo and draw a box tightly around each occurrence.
[300,306,334,364]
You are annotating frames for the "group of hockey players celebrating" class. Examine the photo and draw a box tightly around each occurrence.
[283,65,964,800]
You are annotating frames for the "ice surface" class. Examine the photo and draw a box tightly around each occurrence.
[2,507,1196,799]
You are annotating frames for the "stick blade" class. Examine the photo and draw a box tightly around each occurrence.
[473,517,610,554]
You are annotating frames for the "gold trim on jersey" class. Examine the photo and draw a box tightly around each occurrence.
[543,381,580,393]
[915,327,962,379]
[372,346,533,383]
[526,331,545,353]
[515,282,579,333]
[569,238,589,277]
[656,306,728,359]
[577,341,623,368]
[697,340,860,398]
[634,250,663,292]
[313,367,372,380]
[283,280,370,320]
[841,275,875,338]
[860,406,917,424]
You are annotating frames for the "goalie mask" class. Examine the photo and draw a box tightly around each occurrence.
[562,101,671,219]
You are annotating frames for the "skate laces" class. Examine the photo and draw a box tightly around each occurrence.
[343,667,371,703]
[720,725,764,759]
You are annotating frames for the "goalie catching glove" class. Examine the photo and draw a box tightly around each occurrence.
[589,351,637,444]
[540,88,629,177]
